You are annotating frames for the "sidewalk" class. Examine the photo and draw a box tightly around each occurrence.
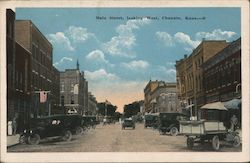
[7,134,20,147]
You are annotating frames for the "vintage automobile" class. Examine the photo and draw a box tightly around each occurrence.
[19,114,84,145]
[158,112,188,136]
[179,102,241,151]
[144,114,158,128]
[82,115,99,129]
[122,118,135,130]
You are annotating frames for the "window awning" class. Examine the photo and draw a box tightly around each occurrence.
[224,98,241,109]
[201,102,227,110]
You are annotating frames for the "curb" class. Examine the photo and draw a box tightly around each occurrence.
[7,142,20,148]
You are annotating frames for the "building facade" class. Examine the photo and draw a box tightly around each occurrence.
[175,40,228,116]
[15,20,60,118]
[88,92,97,115]
[7,9,16,122]
[202,38,241,103]
[144,80,179,113]
[60,63,89,115]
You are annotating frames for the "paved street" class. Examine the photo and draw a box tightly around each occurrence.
[8,123,241,152]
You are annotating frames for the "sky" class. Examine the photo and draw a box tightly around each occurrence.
[16,8,240,112]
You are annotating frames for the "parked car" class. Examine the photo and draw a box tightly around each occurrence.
[158,112,188,136]
[144,114,159,128]
[122,118,135,130]
[19,114,84,145]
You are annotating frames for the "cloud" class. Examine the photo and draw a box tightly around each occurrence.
[174,32,200,49]
[53,57,73,67]
[155,31,174,47]
[156,29,237,52]
[195,29,237,41]
[86,50,108,63]
[121,60,149,70]
[66,26,96,43]
[85,69,119,81]
[103,18,151,58]
[47,32,75,51]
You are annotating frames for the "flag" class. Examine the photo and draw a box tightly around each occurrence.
[40,91,47,103]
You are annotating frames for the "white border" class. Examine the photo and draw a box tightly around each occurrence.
[0,0,249,162]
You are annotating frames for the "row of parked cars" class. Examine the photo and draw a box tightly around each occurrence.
[19,114,99,145]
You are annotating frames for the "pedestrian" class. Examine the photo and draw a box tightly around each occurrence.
[12,115,18,135]
[230,114,238,131]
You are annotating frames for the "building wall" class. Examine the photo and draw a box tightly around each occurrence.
[144,81,179,113]
[203,38,241,103]
[60,69,88,115]
[88,93,97,115]
[7,9,16,121]
[175,40,228,116]
[144,80,158,113]
[14,42,31,131]
[15,20,59,118]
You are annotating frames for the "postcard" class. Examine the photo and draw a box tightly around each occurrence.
[0,0,249,162]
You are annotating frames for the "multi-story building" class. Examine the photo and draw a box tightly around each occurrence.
[88,92,97,115]
[7,9,17,122]
[15,20,60,118]
[60,62,89,115]
[202,38,241,103]
[144,80,179,113]
[51,67,61,114]
[14,42,31,130]
[175,40,228,116]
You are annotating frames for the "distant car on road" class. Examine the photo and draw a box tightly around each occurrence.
[19,114,84,145]
[122,118,135,130]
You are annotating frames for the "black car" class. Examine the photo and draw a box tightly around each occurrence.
[19,114,84,145]
[82,116,99,129]
[144,114,158,128]
[122,118,135,130]
[158,112,188,136]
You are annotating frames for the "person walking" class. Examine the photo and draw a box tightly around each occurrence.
[12,115,18,135]
[230,114,238,131]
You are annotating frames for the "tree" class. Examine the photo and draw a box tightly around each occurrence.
[123,101,141,118]
[97,102,117,116]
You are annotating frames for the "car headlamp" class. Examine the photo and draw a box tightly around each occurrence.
[30,130,33,134]
[24,129,27,133]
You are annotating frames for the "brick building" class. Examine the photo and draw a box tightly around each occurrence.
[144,80,179,113]
[7,9,16,121]
[60,62,89,115]
[175,40,228,116]
[88,92,98,115]
[15,20,60,118]
[202,38,241,103]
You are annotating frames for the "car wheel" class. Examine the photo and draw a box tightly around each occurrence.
[28,134,40,145]
[170,127,178,136]
[75,127,83,135]
[212,135,220,151]
[187,137,194,149]
[19,135,27,144]
[232,135,241,147]
[133,126,135,129]
[62,130,72,141]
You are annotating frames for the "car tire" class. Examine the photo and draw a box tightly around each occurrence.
[62,130,72,141]
[212,135,220,151]
[75,126,84,135]
[28,134,40,145]
[187,137,194,149]
[170,127,178,136]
